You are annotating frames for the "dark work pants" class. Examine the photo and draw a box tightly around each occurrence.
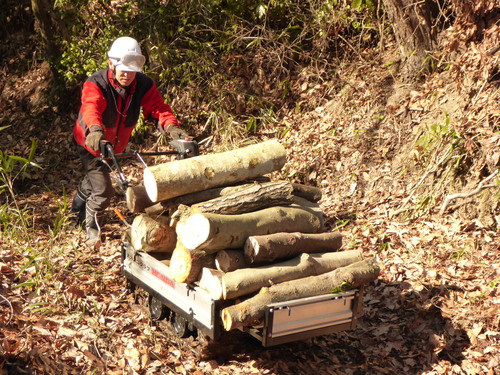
[75,144,114,213]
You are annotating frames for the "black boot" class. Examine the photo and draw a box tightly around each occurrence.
[70,189,88,227]
[85,205,103,250]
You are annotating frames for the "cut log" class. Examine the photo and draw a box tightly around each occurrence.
[169,243,216,283]
[176,204,324,253]
[144,186,229,216]
[126,186,154,213]
[169,204,192,226]
[191,181,294,215]
[292,183,322,202]
[221,258,380,330]
[199,250,363,300]
[144,178,275,216]
[244,231,343,264]
[293,196,325,228]
[171,181,295,223]
[144,140,286,202]
[215,250,248,272]
[130,214,176,253]
[199,268,225,302]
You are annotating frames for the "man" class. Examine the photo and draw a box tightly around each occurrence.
[72,36,188,249]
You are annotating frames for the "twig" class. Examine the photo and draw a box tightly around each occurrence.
[337,34,366,62]
[472,56,498,106]
[0,294,13,325]
[439,169,499,214]
[398,148,452,213]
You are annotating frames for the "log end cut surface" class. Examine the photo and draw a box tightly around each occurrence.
[144,168,158,203]
[177,213,211,250]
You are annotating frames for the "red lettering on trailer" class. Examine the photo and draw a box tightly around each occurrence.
[151,268,175,288]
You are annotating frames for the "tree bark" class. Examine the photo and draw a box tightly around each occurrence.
[31,0,64,61]
[244,231,343,264]
[170,181,295,223]
[221,258,380,330]
[199,250,363,300]
[215,250,248,272]
[382,0,436,81]
[169,243,216,283]
[176,204,324,253]
[130,214,176,253]
[191,181,294,214]
[144,179,273,216]
[292,183,322,202]
[126,186,154,213]
[144,186,230,216]
[143,140,286,202]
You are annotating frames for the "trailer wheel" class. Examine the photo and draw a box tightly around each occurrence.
[171,312,190,338]
[125,279,136,294]
[149,295,169,320]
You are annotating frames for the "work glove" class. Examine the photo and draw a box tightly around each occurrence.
[165,124,189,140]
[85,128,105,152]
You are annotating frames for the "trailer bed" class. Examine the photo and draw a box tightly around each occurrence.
[121,242,363,346]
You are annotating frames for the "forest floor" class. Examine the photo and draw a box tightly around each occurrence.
[1,16,499,375]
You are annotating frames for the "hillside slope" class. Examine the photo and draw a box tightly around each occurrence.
[1,1,499,374]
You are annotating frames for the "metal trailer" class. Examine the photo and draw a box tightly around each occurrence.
[121,241,364,347]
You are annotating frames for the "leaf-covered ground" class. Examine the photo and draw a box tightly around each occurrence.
[1,7,499,375]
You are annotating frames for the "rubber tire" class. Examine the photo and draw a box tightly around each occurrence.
[149,295,168,320]
[171,312,190,338]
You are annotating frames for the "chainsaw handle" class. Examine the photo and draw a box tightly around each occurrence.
[100,140,113,158]
[99,141,129,190]
[169,139,199,159]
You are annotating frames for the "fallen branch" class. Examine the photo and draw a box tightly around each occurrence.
[0,294,13,325]
[439,169,499,214]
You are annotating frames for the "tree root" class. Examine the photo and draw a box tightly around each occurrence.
[439,169,499,214]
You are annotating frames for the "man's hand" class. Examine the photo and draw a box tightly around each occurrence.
[86,129,105,152]
[166,125,189,140]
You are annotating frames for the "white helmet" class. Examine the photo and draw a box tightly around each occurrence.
[108,37,146,72]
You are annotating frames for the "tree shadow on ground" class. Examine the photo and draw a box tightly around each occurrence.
[0,354,35,375]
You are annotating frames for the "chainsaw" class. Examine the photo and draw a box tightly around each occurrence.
[99,137,199,193]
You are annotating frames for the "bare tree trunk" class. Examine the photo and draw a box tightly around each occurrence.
[145,178,273,216]
[127,186,154,213]
[31,0,63,60]
[382,0,436,81]
[292,183,322,202]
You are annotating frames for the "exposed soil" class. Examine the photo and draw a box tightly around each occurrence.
[1,4,499,375]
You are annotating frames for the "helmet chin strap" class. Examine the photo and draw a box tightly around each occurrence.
[111,66,128,89]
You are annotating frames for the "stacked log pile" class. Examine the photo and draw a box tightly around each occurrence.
[128,140,380,331]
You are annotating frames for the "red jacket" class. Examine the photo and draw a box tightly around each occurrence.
[73,69,179,156]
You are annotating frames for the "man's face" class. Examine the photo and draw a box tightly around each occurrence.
[111,63,136,87]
